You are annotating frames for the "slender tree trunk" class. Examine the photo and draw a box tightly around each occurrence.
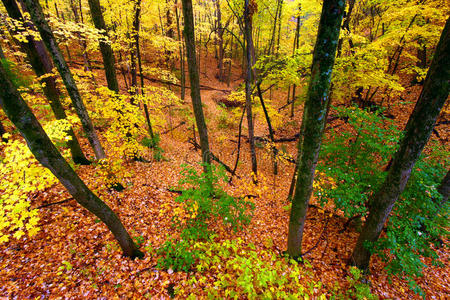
[256,82,277,174]
[336,0,355,58]
[275,0,283,57]
[70,0,96,84]
[244,0,257,178]
[53,3,72,65]
[267,0,280,55]
[290,11,301,118]
[87,0,119,92]
[134,0,155,141]
[287,0,345,259]
[175,0,185,100]
[0,63,142,259]
[181,0,211,171]
[3,0,89,164]
[23,0,106,160]
[351,18,450,270]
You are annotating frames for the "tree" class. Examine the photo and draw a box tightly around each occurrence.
[181,0,211,170]
[244,0,257,178]
[87,0,120,92]
[23,0,106,160]
[1,0,90,165]
[351,17,450,270]
[287,0,345,259]
[0,62,142,259]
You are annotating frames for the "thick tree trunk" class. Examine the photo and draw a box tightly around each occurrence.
[0,64,142,259]
[23,0,106,160]
[87,0,119,92]
[181,0,211,170]
[287,0,345,259]
[244,0,257,178]
[351,18,450,270]
[2,0,89,164]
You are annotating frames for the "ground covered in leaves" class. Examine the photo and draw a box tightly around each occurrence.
[0,53,449,299]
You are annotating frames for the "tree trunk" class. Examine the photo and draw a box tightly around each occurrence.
[23,0,106,160]
[290,9,301,118]
[0,63,142,259]
[175,0,185,100]
[87,0,119,92]
[181,0,211,171]
[244,0,257,178]
[351,18,450,271]
[275,0,283,57]
[287,0,345,259]
[2,0,90,165]
[134,0,155,141]
[256,82,277,174]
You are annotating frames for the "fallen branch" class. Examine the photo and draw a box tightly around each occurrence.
[187,138,238,177]
[36,197,74,209]
[142,74,230,92]
[161,121,186,134]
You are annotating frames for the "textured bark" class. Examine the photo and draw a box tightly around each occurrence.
[87,0,119,92]
[0,64,142,259]
[181,0,211,170]
[244,0,257,178]
[287,0,345,258]
[2,0,89,164]
[351,18,450,270]
[23,0,106,160]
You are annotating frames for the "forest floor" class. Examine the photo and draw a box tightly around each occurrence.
[0,51,449,299]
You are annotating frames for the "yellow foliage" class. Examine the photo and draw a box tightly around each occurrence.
[0,138,57,243]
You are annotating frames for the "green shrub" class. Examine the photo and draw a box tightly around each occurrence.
[316,106,448,294]
[157,164,254,271]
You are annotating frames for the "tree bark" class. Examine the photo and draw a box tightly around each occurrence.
[0,63,142,259]
[290,9,301,118]
[244,0,258,179]
[287,0,345,259]
[175,0,186,100]
[23,0,106,160]
[351,18,450,271]
[87,0,119,92]
[181,0,211,171]
[134,0,155,141]
[2,0,90,164]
